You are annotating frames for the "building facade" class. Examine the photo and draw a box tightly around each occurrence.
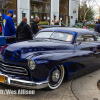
[0,0,79,26]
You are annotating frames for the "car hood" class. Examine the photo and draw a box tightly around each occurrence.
[3,41,73,60]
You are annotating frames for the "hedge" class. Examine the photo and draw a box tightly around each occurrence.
[73,23,96,29]
[38,21,48,25]
[86,24,96,29]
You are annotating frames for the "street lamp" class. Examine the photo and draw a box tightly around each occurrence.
[73,8,77,13]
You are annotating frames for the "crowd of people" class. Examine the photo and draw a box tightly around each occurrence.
[4,10,100,44]
[3,10,62,44]
[50,20,61,26]
[75,18,87,29]
[3,10,40,44]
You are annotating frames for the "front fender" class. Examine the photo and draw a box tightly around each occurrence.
[31,52,74,80]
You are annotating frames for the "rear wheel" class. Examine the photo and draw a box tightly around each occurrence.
[47,65,65,90]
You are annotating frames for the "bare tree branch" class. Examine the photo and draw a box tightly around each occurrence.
[77,0,96,21]
[0,0,14,9]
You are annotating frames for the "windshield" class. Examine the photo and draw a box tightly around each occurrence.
[35,32,73,42]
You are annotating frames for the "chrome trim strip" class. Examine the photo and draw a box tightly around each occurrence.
[0,73,48,89]
[0,63,28,75]
[0,63,26,70]
[0,68,28,75]
[1,66,27,72]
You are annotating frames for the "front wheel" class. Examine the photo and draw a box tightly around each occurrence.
[47,65,65,90]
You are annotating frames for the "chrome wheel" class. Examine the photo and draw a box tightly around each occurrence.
[52,69,60,82]
[48,65,65,90]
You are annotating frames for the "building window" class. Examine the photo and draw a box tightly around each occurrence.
[59,0,69,26]
[59,6,68,15]
[30,0,51,24]
[59,0,69,6]
[39,2,43,12]
[39,0,50,2]
[31,1,39,12]
[43,3,50,13]
[6,0,17,9]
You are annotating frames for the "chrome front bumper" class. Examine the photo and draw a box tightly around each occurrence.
[0,73,48,89]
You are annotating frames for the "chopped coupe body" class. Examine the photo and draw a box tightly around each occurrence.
[0,27,100,89]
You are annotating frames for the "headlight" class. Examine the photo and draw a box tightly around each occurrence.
[28,60,36,70]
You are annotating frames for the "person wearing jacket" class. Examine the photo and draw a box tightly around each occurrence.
[16,17,33,42]
[94,19,100,33]
[75,18,78,27]
[3,10,16,44]
[31,17,40,35]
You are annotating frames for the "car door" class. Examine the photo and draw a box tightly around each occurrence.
[75,34,100,76]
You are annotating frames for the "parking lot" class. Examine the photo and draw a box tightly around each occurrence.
[0,69,100,100]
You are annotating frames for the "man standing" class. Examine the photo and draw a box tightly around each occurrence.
[3,10,16,44]
[16,17,33,42]
[75,18,78,27]
[54,20,59,25]
[83,20,86,27]
[96,19,99,24]
[94,19,100,33]
[31,17,40,35]
[50,20,54,25]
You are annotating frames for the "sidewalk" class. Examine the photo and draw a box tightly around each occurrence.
[72,69,100,100]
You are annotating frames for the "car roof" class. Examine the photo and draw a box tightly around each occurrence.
[40,27,97,35]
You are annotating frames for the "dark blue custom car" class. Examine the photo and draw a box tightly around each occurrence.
[0,27,100,90]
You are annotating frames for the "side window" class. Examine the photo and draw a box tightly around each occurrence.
[76,35,94,43]
[76,35,83,42]
[96,35,100,42]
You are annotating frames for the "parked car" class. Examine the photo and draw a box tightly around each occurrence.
[0,27,100,90]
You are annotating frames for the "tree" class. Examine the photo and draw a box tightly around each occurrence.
[78,4,95,22]
[86,8,95,21]
[77,0,96,22]
[0,0,13,9]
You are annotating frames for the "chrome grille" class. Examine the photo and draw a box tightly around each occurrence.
[0,63,28,76]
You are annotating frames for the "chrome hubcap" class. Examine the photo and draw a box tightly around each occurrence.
[52,69,60,82]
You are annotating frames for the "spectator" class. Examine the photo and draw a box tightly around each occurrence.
[59,20,61,26]
[16,17,33,42]
[75,18,78,27]
[3,10,16,44]
[94,19,100,33]
[83,20,86,27]
[96,19,100,24]
[0,24,2,35]
[50,20,54,25]
[31,17,40,35]
[55,20,59,25]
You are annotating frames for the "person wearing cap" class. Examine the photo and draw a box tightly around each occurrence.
[3,10,16,44]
